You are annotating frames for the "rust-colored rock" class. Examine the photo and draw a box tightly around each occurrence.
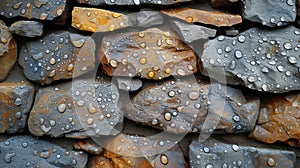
[28,79,123,138]
[18,31,95,85]
[0,82,34,133]
[125,77,260,134]
[100,28,197,80]
[161,8,242,27]
[72,7,131,33]
[0,20,17,81]
[250,93,300,147]
[74,141,104,155]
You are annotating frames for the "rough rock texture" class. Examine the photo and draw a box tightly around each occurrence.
[72,7,131,33]
[189,140,295,168]
[28,80,123,138]
[100,28,197,80]
[116,77,142,91]
[74,141,104,155]
[0,82,34,133]
[250,93,300,147]
[135,10,164,27]
[9,20,44,37]
[242,0,296,27]
[125,78,260,134]
[0,20,17,81]
[19,31,95,85]
[211,0,239,8]
[0,0,68,24]
[0,135,88,167]
[200,26,300,93]
[171,20,216,43]
[161,8,242,27]
[77,0,191,6]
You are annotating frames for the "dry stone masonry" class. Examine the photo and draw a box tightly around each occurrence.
[0,0,300,167]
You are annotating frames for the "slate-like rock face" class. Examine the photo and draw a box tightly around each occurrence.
[28,80,123,138]
[250,93,300,147]
[161,8,242,27]
[135,10,164,28]
[74,141,104,155]
[72,7,132,33]
[0,136,88,168]
[9,20,44,37]
[100,28,197,80]
[125,78,260,134]
[200,26,300,93]
[77,0,191,6]
[19,31,95,85]
[0,0,68,24]
[242,0,296,27]
[189,140,295,168]
[170,20,217,43]
[0,82,34,133]
[0,20,17,81]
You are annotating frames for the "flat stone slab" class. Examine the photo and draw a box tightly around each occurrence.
[28,79,123,138]
[0,135,88,167]
[200,26,300,93]
[161,8,242,27]
[125,77,260,134]
[9,20,44,37]
[77,0,191,6]
[0,82,34,133]
[242,0,296,27]
[100,28,197,80]
[0,20,17,81]
[19,31,95,85]
[189,140,295,168]
[250,93,300,147]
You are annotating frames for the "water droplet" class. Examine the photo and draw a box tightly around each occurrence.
[237,35,245,43]
[160,154,168,165]
[139,58,147,64]
[235,50,243,59]
[57,104,66,113]
[15,112,22,119]
[176,68,185,76]
[203,147,210,153]
[164,113,172,121]
[283,42,292,50]
[87,118,94,125]
[232,144,239,152]
[232,115,240,122]
[148,71,155,78]
[267,157,276,167]
[168,90,176,97]
[229,60,236,70]
[288,56,297,64]
[67,64,74,71]
[49,58,56,65]
[277,65,285,72]
[72,39,85,47]
[188,91,199,100]
[14,98,22,106]
[22,142,28,148]
[4,152,16,163]
[133,0,140,5]
[109,59,118,68]
[287,0,294,6]
[56,8,63,16]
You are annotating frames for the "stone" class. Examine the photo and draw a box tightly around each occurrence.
[189,140,295,168]
[9,20,44,37]
[170,20,217,43]
[224,28,239,36]
[72,7,132,33]
[250,93,300,147]
[161,8,242,27]
[0,82,34,133]
[0,135,88,167]
[18,31,95,85]
[298,0,300,16]
[242,0,296,27]
[124,77,260,134]
[0,20,17,81]
[76,0,191,6]
[135,10,164,27]
[211,0,239,8]
[116,77,142,91]
[28,79,123,138]
[0,0,68,25]
[200,26,300,93]
[100,28,197,80]
[74,141,104,155]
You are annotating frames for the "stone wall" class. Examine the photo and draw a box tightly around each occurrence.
[0,0,300,167]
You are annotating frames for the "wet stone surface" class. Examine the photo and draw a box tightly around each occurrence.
[28,79,123,138]
[242,0,296,27]
[0,20,17,82]
[189,140,295,168]
[134,10,164,28]
[100,28,197,80]
[125,77,260,134]
[0,0,68,24]
[170,20,217,43]
[74,141,104,155]
[250,93,300,147]
[0,82,34,133]
[116,77,143,91]
[19,31,95,85]
[200,26,300,93]
[77,0,191,6]
[0,135,88,167]
[9,20,44,37]
[161,8,243,27]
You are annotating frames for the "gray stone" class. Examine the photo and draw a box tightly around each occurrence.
[136,10,164,27]
[116,77,142,91]
[200,26,300,93]
[77,0,191,5]
[242,0,296,27]
[9,20,44,37]
[0,135,88,168]
[189,140,295,168]
[171,20,216,43]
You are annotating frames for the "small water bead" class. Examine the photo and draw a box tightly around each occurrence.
[267,157,276,167]
[168,90,176,97]
[164,113,172,121]
[232,144,239,152]
[203,147,210,153]
[57,103,66,113]
[234,50,243,59]
[237,35,246,43]
[160,154,168,165]
[15,112,22,119]
[188,91,199,100]
[232,115,240,122]
[14,98,22,106]
[288,56,297,64]
[206,164,213,168]
[283,42,292,50]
